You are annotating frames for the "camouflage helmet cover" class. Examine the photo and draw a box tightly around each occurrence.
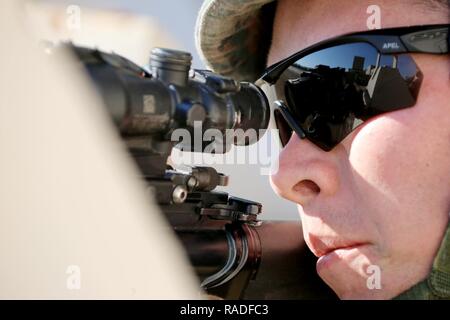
[195,0,277,82]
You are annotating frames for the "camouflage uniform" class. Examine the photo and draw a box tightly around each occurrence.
[195,0,450,299]
[396,224,450,299]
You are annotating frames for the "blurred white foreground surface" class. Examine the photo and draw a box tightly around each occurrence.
[0,0,199,299]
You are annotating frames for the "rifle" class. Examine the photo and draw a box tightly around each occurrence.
[58,44,336,299]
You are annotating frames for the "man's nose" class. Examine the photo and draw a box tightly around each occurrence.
[270,133,340,207]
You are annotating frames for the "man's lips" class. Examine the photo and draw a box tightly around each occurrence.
[315,243,371,274]
[307,234,368,258]
[316,243,367,257]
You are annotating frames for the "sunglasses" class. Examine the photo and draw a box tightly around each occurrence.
[258,24,449,151]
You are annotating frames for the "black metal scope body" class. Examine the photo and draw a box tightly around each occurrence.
[72,46,269,155]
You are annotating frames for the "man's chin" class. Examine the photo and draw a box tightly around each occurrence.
[316,245,393,299]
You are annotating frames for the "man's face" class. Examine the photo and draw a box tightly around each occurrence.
[268,0,450,299]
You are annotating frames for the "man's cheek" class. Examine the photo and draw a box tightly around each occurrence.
[347,114,417,191]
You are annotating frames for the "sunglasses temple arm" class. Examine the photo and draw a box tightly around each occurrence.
[274,100,307,139]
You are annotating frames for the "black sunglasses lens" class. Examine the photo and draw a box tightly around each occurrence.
[273,42,423,150]
[274,109,292,147]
